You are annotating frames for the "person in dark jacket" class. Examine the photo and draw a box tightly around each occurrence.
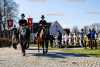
[80,29,84,47]
[87,29,91,48]
[91,28,97,49]
[18,13,30,56]
[58,31,62,48]
[50,34,54,48]
[19,14,27,27]
[38,15,47,34]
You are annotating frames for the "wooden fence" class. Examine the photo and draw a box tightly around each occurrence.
[0,30,13,47]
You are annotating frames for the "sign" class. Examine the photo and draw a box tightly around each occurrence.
[7,19,13,29]
[28,18,33,32]
[28,18,33,29]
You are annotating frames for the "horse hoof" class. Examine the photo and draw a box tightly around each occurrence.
[91,48,93,49]
[23,53,25,56]
[13,46,17,50]
[43,52,45,55]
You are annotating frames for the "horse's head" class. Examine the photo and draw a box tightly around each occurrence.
[19,26,27,36]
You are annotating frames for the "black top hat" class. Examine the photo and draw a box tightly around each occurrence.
[21,13,25,17]
[41,15,45,18]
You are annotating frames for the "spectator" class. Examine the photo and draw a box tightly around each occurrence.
[80,29,84,47]
[50,34,54,48]
[58,31,62,48]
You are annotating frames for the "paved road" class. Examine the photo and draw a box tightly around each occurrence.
[0,46,100,67]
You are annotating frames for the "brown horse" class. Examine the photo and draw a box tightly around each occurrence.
[36,28,48,54]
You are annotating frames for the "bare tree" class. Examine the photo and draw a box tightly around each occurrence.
[84,26,89,34]
[72,26,79,34]
[3,0,18,18]
[0,0,18,31]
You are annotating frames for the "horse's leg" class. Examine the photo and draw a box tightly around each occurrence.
[20,36,26,56]
[20,42,25,56]
[12,35,17,49]
[14,35,18,49]
[42,42,45,54]
[27,41,29,48]
[38,42,40,52]
[25,41,29,49]
[45,40,48,54]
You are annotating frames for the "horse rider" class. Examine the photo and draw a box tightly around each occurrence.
[38,15,47,35]
[38,15,49,54]
[18,13,28,56]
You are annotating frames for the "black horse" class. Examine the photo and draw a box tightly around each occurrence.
[19,26,30,56]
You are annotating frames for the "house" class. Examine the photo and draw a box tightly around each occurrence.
[49,21,64,37]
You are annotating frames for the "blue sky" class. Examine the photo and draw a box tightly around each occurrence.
[14,0,100,29]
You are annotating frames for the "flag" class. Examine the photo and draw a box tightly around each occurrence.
[7,19,13,30]
[28,18,33,28]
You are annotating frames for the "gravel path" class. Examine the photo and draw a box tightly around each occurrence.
[0,47,100,67]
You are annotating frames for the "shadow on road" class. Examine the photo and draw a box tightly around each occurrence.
[0,60,7,61]
[27,51,89,59]
[27,48,43,50]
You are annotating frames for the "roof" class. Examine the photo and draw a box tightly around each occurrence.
[49,21,63,36]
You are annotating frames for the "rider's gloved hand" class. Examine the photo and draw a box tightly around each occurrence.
[40,24,42,26]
